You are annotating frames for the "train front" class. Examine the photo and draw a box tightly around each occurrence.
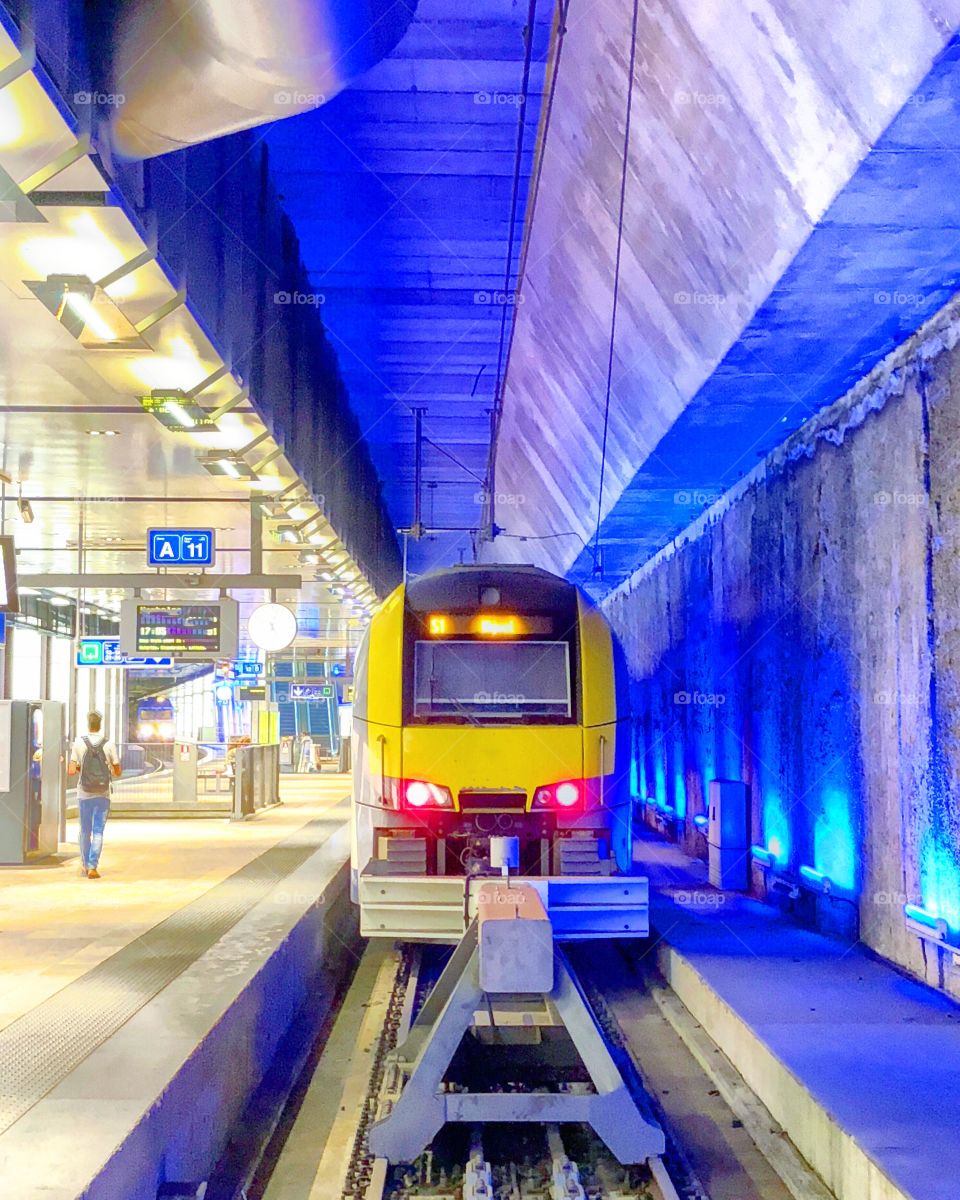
[351,566,638,941]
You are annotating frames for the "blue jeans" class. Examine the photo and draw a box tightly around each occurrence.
[78,795,110,870]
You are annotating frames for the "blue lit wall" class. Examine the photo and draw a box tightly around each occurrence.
[605,294,960,992]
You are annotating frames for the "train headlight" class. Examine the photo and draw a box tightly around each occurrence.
[138,721,155,739]
[403,779,454,810]
[532,779,584,810]
[159,721,176,738]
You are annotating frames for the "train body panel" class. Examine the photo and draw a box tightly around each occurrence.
[351,565,637,940]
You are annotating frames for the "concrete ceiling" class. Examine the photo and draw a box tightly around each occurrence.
[487,0,960,592]
[265,0,556,575]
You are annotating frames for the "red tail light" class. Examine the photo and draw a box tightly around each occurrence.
[532,779,584,810]
[401,779,454,810]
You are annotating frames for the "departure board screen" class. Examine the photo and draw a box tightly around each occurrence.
[126,604,237,662]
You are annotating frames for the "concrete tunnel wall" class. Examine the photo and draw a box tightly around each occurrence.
[603,290,960,999]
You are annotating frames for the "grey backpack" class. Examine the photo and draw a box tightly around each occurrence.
[80,737,112,794]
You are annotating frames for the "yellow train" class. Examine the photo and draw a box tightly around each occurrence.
[351,565,645,942]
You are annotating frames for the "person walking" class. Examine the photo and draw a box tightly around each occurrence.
[68,711,121,879]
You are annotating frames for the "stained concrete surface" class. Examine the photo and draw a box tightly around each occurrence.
[604,291,960,997]
[490,1,960,578]
[636,833,960,1200]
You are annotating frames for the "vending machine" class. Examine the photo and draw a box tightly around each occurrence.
[0,701,63,864]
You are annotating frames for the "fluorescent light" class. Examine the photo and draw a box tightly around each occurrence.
[692,814,708,830]
[27,275,147,350]
[142,392,220,434]
[63,289,117,341]
[750,845,776,868]
[197,452,259,481]
[48,595,72,608]
[164,400,196,429]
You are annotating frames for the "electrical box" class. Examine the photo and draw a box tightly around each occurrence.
[707,779,750,890]
[0,701,63,864]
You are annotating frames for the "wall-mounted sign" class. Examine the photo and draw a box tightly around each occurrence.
[147,528,215,568]
[77,637,173,669]
[238,686,267,702]
[237,661,263,677]
[120,598,239,659]
[0,613,5,645]
[289,683,335,701]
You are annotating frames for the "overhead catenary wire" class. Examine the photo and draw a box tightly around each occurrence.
[591,0,641,578]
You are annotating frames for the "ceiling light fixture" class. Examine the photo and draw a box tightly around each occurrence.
[197,452,259,481]
[26,274,149,351]
[141,389,221,433]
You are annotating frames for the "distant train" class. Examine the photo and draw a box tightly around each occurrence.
[351,565,633,941]
[136,695,176,742]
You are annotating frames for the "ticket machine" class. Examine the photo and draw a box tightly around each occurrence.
[0,701,63,864]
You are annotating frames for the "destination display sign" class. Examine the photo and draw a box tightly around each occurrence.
[120,598,239,659]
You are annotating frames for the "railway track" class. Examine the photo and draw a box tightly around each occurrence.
[252,944,688,1200]
[250,941,817,1200]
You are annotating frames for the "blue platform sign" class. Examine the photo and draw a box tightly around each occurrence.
[77,637,173,669]
[289,683,335,701]
[147,528,215,568]
[238,661,263,677]
[0,613,5,646]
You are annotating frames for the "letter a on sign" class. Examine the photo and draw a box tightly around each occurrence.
[158,539,175,559]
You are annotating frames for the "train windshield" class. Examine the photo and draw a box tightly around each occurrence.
[413,640,571,721]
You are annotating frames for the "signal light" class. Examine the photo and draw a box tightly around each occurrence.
[532,779,584,810]
[402,779,453,810]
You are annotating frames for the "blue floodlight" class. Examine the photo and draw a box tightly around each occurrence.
[799,864,833,894]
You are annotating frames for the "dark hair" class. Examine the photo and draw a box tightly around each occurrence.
[87,711,103,733]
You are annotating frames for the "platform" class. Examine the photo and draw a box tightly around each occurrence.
[0,775,355,1200]
[633,833,960,1200]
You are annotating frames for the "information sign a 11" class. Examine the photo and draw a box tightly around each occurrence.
[147,528,215,568]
